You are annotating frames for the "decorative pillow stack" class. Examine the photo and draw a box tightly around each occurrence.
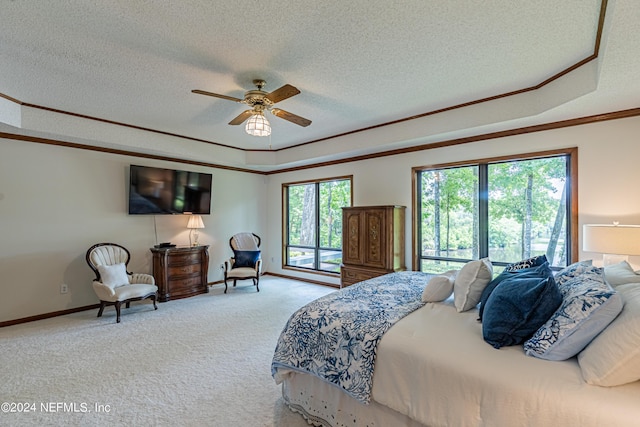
[481,260,562,349]
[524,265,623,361]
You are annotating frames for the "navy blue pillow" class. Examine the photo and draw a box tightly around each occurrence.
[478,262,552,321]
[482,274,562,349]
[233,250,261,268]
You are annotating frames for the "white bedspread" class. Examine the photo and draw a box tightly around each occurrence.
[371,297,640,427]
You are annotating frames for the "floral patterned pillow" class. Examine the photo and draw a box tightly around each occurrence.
[524,266,622,361]
[553,260,593,287]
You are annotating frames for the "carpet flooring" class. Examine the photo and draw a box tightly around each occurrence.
[0,276,335,427]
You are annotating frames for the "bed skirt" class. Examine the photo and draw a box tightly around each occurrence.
[281,371,426,427]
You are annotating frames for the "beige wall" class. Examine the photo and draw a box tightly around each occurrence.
[2,115,639,322]
[0,138,267,322]
[266,115,640,285]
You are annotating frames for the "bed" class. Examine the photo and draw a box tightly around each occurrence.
[271,265,640,427]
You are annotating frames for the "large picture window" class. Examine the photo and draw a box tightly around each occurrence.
[415,150,577,273]
[283,176,352,274]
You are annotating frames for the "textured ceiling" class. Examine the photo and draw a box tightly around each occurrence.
[0,0,638,168]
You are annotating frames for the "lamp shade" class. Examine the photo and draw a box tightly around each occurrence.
[245,112,271,136]
[583,224,640,255]
[187,215,205,229]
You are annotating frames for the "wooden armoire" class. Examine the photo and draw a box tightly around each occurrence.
[340,205,406,287]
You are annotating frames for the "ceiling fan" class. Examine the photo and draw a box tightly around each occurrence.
[192,80,312,135]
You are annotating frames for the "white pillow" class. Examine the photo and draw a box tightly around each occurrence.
[454,258,493,312]
[577,283,640,386]
[422,270,457,302]
[604,261,640,287]
[97,263,130,289]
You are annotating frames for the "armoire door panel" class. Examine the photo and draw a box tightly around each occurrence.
[343,211,364,265]
[363,209,386,268]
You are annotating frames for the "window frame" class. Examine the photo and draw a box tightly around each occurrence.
[282,175,353,276]
[411,148,578,271]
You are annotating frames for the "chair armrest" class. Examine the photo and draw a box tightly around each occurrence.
[255,259,263,274]
[129,273,155,285]
[224,259,234,272]
[92,281,116,300]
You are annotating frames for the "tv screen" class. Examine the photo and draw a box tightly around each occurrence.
[128,165,212,215]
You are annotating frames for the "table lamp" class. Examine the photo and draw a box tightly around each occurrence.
[583,222,640,266]
[187,215,205,246]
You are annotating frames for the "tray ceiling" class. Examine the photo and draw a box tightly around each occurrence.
[1,0,638,170]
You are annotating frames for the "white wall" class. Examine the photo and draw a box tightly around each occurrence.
[0,138,267,322]
[266,115,640,285]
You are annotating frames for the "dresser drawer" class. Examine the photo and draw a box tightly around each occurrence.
[342,268,379,283]
[167,252,202,266]
[168,263,202,277]
[168,275,203,288]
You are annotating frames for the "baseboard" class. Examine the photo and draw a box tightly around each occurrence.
[264,272,340,289]
[0,304,100,328]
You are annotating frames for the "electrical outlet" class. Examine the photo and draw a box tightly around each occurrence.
[60,283,69,294]
[220,263,224,270]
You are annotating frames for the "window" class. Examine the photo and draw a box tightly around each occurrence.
[283,176,352,274]
[415,150,576,273]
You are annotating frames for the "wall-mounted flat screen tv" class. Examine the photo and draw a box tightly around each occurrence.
[128,165,212,215]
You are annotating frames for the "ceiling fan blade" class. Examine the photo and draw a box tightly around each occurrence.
[228,110,254,125]
[265,84,300,104]
[192,89,243,103]
[271,108,312,127]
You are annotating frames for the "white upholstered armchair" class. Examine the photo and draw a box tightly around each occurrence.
[86,243,158,323]
[223,232,262,293]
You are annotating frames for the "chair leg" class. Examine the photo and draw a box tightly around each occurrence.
[115,301,122,323]
[224,275,228,293]
[151,294,158,310]
[233,279,237,288]
[125,301,131,308]
[97,301,106,318]
[254,276,260,292]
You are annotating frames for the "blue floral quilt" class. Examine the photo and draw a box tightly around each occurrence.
[271,271,430,404]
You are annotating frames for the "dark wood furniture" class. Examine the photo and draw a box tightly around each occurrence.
[151,245,209,302]
[341,205,406,287]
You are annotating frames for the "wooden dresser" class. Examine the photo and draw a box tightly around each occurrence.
[341,205,406,287]
[150,245,209,302]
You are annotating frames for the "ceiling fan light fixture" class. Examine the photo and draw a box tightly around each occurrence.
[245,112,271,137]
